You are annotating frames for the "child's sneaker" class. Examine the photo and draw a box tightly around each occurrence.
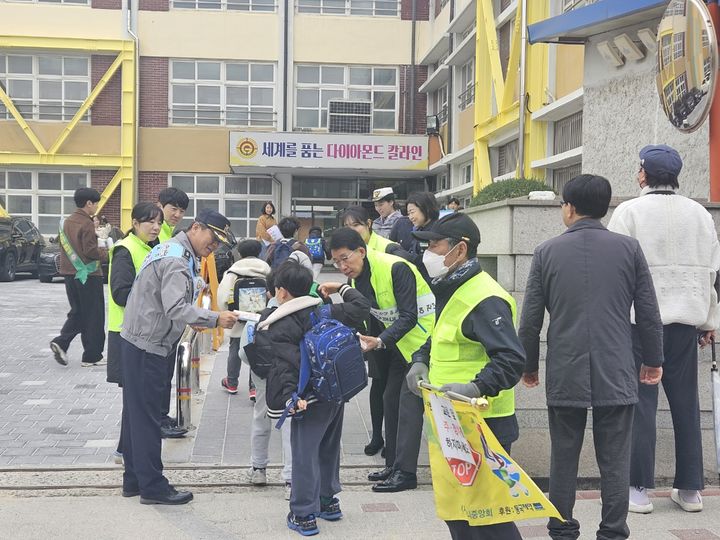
[287,512,319,536]
[285,481,292,500]
[248,467,267,486]
[249,387,256,402]
[221,378,238,394]
[318,496,343,521]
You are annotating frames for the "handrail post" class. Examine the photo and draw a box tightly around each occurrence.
[191,333,201,395]
[176,327,195,430]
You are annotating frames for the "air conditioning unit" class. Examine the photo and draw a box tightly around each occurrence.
[328,100,372,133]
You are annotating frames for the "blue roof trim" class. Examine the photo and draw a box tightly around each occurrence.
[528,0,669,44]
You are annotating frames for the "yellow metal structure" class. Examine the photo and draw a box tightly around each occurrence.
[473,1,549,192]
[0,36,136,229]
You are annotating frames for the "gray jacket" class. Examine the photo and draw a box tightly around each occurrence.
[372,209,402,239]
[121,231,219,357]
[518,219,664,408]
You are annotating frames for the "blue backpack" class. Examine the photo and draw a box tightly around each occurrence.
[305,237,324,260]
[276,305,368,428]
[270,240,293,269]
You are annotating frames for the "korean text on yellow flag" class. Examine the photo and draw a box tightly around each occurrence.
[423,389,563,526]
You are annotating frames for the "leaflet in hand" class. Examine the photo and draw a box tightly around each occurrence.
[234,311,261,322]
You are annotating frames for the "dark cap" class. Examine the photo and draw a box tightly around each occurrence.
[411,212,480,247]
[195,208,236,247]
[639,144,683,178]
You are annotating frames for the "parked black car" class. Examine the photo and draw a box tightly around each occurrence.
[38,238,62,283]
[0,216,45,281]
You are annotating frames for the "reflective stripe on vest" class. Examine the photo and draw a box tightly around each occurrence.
[158,221,174,243]
[137,241,204,303]
[429,271,517,418]
[107,233,153,333]
[360,249,435,362]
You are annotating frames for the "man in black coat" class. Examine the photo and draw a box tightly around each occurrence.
[518,174,664,540]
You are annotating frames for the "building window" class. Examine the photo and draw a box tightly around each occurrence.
[0,54,90,122]
[170,60,275,127]
[295,65,398,130]
[169,174,274,239]
[496,139,518,177]
[0,0,89,4]
[438,173,448,191]
[458,59,475,110]
[499,0,512,11]
[433,85,448,123]
[553,163,581,193]
[661,34,672,68]
[672,32,685,61]
[553,111,582,154]
[297,0,398,16]
[497,20,512,77]
[0,170,89,235]
[562,0,597,12]
[171,0,275,10]
[675,72,688,99]
[460,161,472,186]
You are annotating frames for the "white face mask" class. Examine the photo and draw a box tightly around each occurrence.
[423,246,456,279]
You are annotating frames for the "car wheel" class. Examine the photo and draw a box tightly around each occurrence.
[0,252,17,282]
[39,275,53,283]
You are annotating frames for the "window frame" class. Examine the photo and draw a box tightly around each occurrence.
[170,0,276,11]
[169,59,276,127]
[296,0,400,17]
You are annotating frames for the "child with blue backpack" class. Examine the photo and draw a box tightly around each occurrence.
[305,226,329,280]
[246,260,370,536]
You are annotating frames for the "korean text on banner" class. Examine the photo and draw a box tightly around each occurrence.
[423,389,563,526]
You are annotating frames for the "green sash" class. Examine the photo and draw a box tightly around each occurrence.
[59,219,98,284]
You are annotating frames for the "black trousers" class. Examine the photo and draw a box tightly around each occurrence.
[446,441,522,540]
[52,275,105,363]
[367,348,390,442]
[630,323,704,490]
[382,350,424,473]
[120,338,171,497]
[160,340,179,422]
[547,405,633,540]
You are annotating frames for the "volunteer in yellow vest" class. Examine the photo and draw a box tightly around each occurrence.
[406,212,525,540]
[341,205,415,457]
[106,202,165,464]
[329,227,434,493]
[157,187,189,243]
[155,187,191,438]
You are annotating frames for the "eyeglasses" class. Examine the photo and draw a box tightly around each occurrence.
[560,200,568,207]
[332,250,359,268]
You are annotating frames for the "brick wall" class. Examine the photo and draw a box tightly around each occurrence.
[91,56,121,126]
[401,0,429,20]
[91,0,121,9]
[139,57,169,128]
[138,171,169,204]
[398,64,428,134]
[139,0,169,10]
[91,170,121,227]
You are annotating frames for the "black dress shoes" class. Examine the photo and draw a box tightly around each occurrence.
[367,467,394,482]
[122,488,140,497]
[371,470,417,493]
[140,489,194,505]
[160,425,187,439]
[364,438,384,456]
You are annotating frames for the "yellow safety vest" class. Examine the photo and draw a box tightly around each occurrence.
[158,221,174,243]
[354,249,435,362]
[429,271,517,418]
[367,232,394,253]
[107,233,152,332]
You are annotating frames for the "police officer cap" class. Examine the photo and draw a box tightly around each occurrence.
[195,208,236,247]
[371,187,395,202]
[639,144,683,178]
[412,212,480,249]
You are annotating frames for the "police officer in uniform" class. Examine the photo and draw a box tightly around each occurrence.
[328,227,435,493]
[406,212,525,539]
[119,209,239,504]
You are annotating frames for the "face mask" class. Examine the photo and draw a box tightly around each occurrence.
[423,245,457,279]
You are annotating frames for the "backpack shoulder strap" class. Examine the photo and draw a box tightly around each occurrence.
[310,303,332,326]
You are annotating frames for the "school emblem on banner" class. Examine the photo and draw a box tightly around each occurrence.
[423,389,563,526]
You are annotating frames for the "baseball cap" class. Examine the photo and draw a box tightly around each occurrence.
[412,212,480,248]
[195,208,236,247]
[371,187,395,202]
[639,144,683,178]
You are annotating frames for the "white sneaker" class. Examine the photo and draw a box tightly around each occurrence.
[671,488,703,512]
[113,451,123,465]
[81,358,107,368]
[285,482,291,501]
[628,486,653,514]
[249,467,266,486]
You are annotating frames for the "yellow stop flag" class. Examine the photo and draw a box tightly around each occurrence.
[423,388,563,526]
